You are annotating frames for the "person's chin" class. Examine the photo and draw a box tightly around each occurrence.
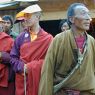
[82,26,89,31]
[85,27,90,31]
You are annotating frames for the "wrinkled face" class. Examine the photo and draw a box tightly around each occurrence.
[73,5,92,31]
[61,22,69,32]
[23,13,38,28]
[3,20,11,31]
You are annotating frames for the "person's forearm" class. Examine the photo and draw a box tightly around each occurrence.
[10,57,24,73]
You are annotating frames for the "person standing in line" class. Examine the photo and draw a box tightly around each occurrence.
[10,4,53,95]
[59,19,70,32]
[0,17,14,95]
[38,3,95,95]
[2,15,19,39]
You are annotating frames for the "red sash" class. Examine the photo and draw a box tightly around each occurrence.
[0,32,13,87]
[16,30,53,95]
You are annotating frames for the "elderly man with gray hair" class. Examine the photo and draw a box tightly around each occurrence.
[38,3,95,95]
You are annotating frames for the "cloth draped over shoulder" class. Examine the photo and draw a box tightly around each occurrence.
[15,29,53,95]
[38,30,95,95]
[0,32,13,87]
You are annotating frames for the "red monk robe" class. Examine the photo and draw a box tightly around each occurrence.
[10,28,53,95]
[0,32,14,95]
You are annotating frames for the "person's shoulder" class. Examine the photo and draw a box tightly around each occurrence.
[14,31,27,44]
[54,30,69,39]
[51,32,64,44]
[53,30,71,43]
[14,31,29,47]
[10,31,19,36]
[87,33,95,46]
[40,28,53,38]
[0,32,12,38]
[87,33,95,41]
[16,31,28,39]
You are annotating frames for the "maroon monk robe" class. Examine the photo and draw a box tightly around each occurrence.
[15,30,53,95]
[0,32,13,87]
[0,32,14,95]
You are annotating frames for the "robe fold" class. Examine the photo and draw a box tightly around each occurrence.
[10,28,53,95]
[0,32,15,95]
[0,32,13,87]
[38,30,95,95]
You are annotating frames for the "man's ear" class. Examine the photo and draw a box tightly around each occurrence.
[69,17,75,24]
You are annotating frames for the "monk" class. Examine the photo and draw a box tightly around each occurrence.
[0,17,14,95]
[10,4,53,95]
[38,3,95,95]
[2,15,19,39]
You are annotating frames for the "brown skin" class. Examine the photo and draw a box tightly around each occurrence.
[70,5,91,37]
[3,20,11,34]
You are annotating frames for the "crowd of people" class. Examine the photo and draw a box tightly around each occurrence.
[0,2,95,95]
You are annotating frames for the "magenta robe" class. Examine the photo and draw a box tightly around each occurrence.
[11,29,53,95]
